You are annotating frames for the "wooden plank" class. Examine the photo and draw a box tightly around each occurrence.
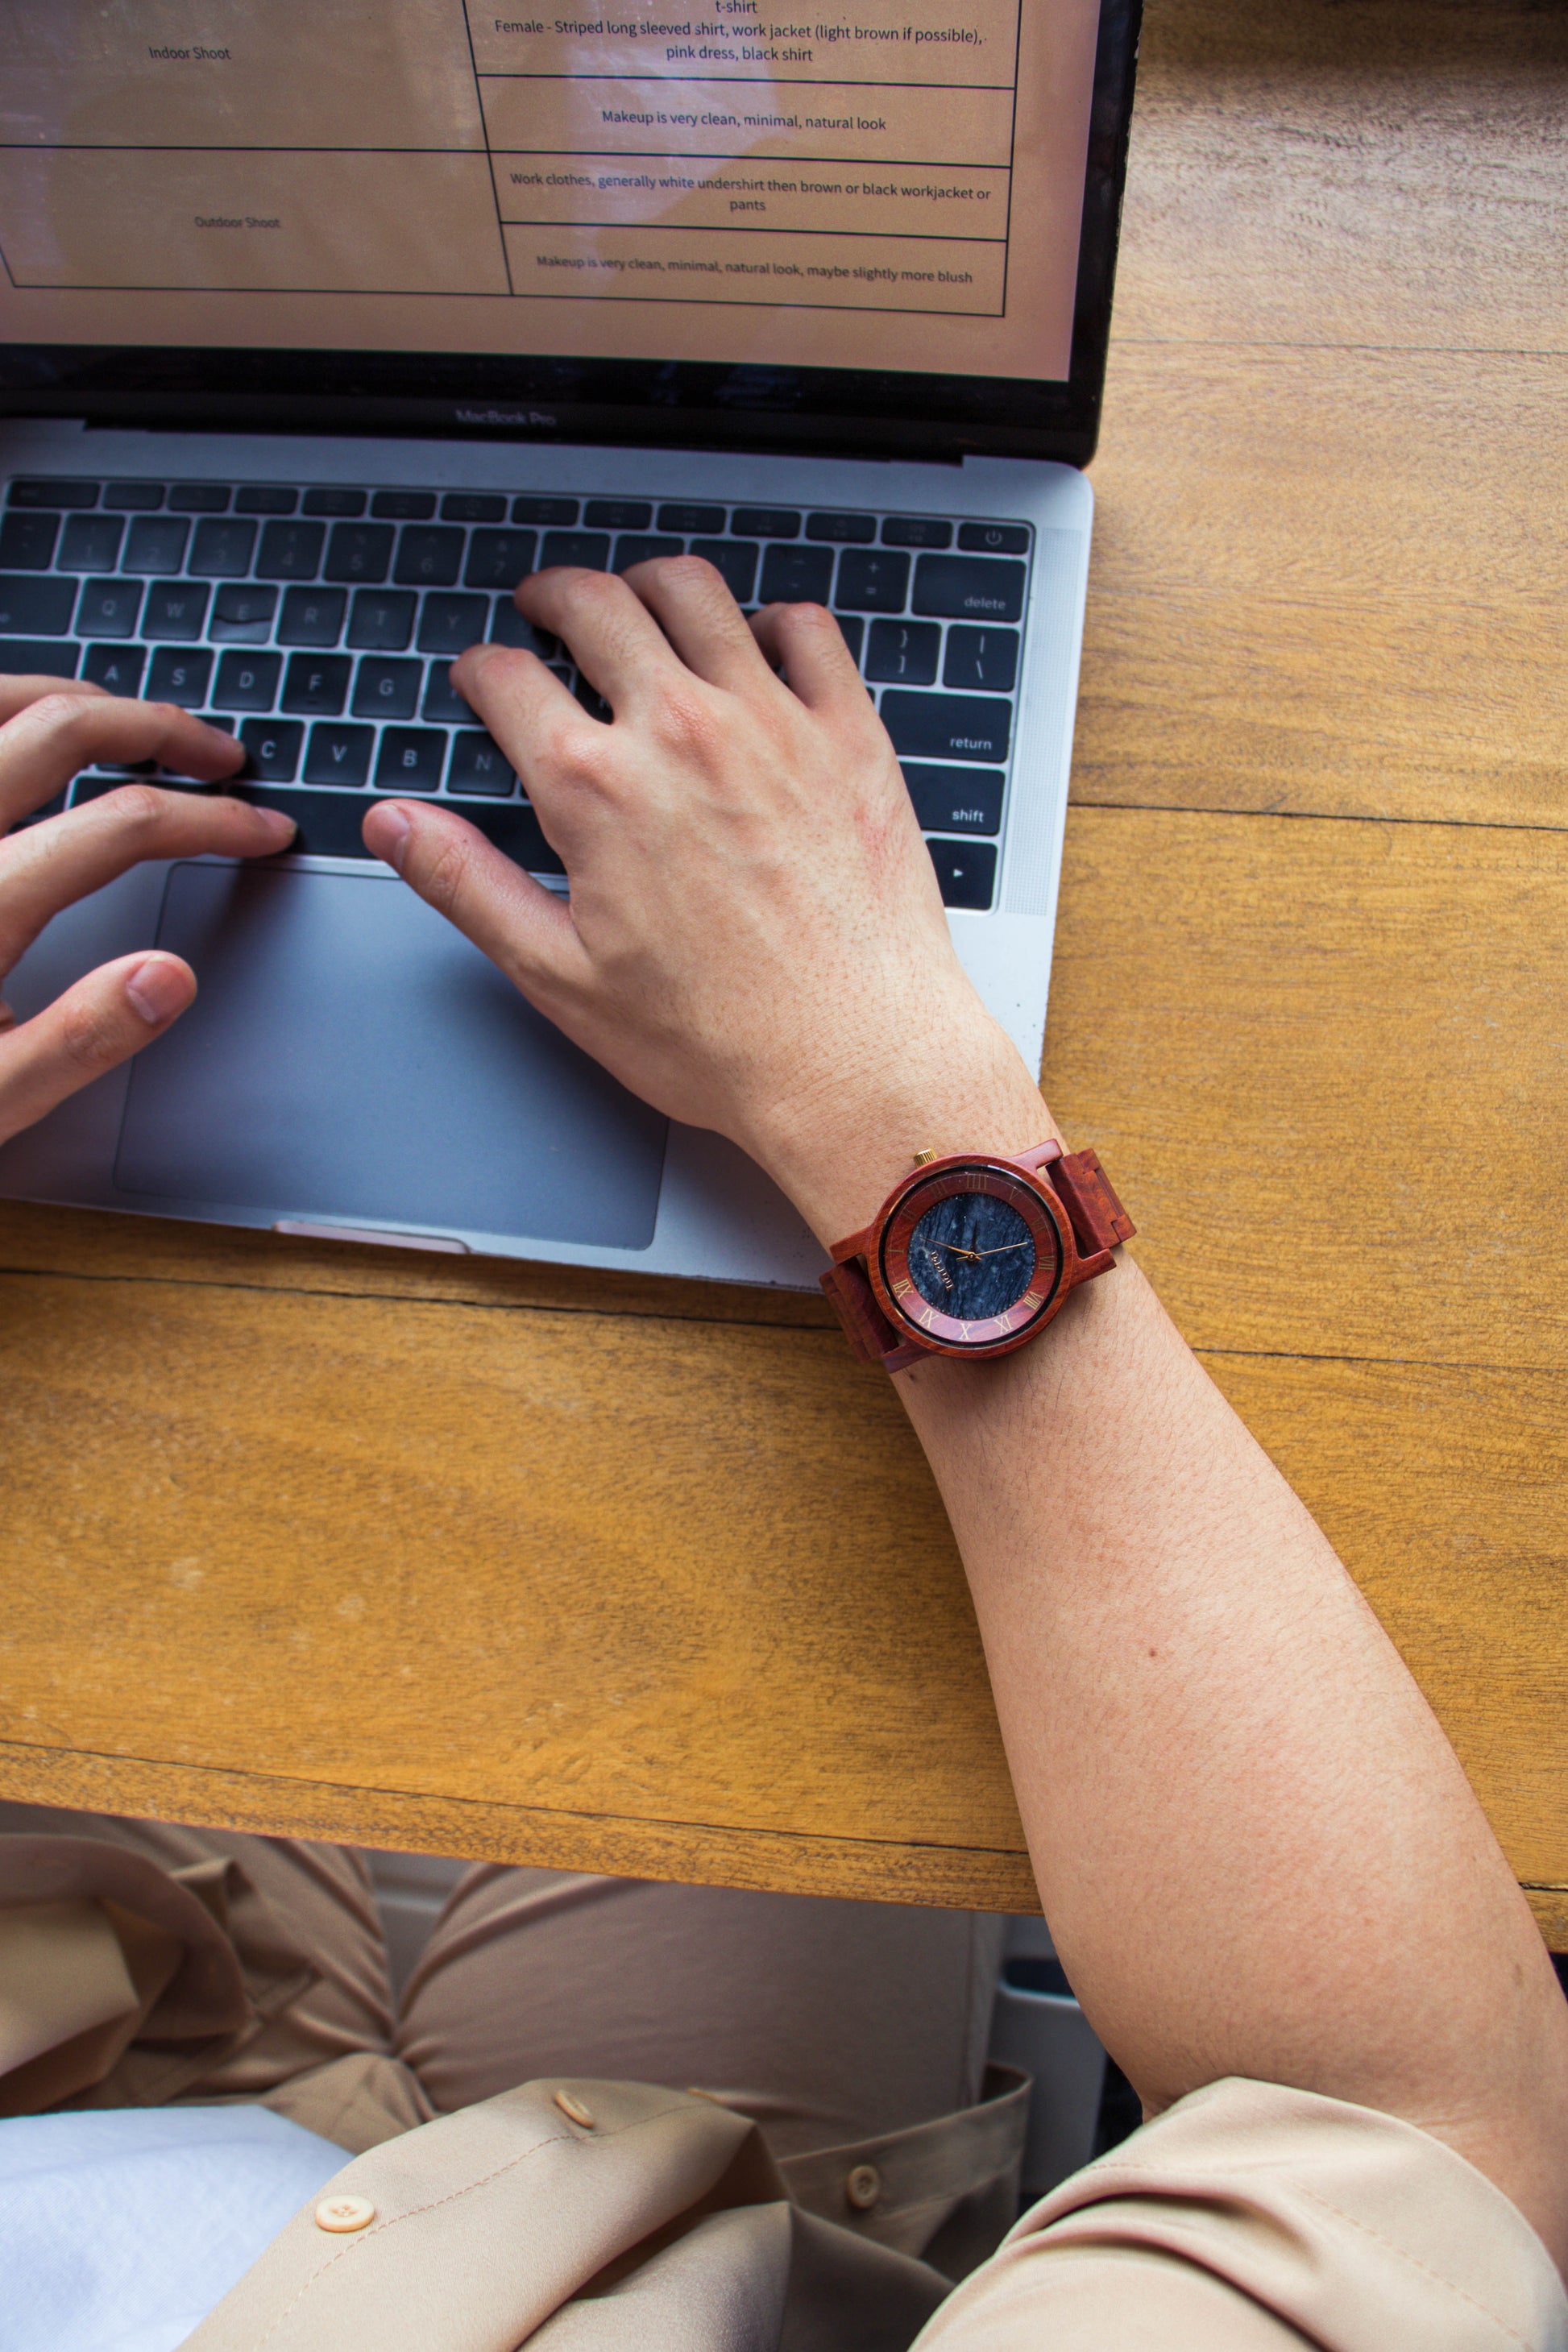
[2,1262,1562,1929]
[1076,346,1568,827]
[1116,0,1568,355]
[1043,803,1568,1367]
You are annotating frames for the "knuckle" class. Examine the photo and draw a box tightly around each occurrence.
[417,825,477,921]
[106,783,168,836]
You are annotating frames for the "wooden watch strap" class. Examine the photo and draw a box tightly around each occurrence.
[819,1259,924,1371]
[1050,1147,1137,1258]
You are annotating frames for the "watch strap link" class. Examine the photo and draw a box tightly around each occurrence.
[1049,1147,1137,1259]
[819,1259,926,1372]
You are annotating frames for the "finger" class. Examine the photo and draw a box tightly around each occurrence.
[362,797,588,1008]
[449,643,615,830]
[0,786,296,974]
[516,566,687,710]
[0,692,244,829]
[618,554,774,693]
[749,601,869,711]
[0,674,110,728]
[0,951,196,1147]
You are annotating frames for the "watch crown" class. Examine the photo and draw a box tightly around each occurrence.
[912,1147,937,1166]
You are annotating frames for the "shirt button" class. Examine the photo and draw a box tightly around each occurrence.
[845,2162,881,2211]
[553,2089,595,2128]
[314,2193,375,2233]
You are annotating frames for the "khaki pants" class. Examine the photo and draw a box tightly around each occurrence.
[0,1802,1008,2230]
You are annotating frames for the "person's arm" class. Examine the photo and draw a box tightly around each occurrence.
[361,558,1568,2270]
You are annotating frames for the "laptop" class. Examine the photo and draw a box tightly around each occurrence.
[0,0,1140,1286]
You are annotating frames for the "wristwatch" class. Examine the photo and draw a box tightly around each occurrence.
[819,1141,1135,1372]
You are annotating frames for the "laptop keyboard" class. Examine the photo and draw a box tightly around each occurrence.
[0,475,1030,911]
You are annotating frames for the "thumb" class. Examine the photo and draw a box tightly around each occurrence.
[361,798,585,1004]
[0,952,195,1145]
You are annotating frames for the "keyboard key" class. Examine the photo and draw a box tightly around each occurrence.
[58,513,125,571]
[541,531,610,570]
[277,587,346,646]
[658,502,724,533]
[169,483,230,512]
[417,591,489,655]
[0,512,60,569]
[881,690,1011,764]
[690,538,757,602]
[882,517,952,549]
[836,616,864,664]
[143,580,210,641]
[944,625,1018,693]
[912,554,1026,623]
[732,507,799,537]
[303,487,367,517]
[585,499,652,529]
[210,583,280,641]
[75,577,144,638]
[82,644,147,695]
[865,619,940,684]
[372,489,437,519]
[759,545,833,604]
[105,482,165,511]
[613,535,682,572]
[325,522,395,583]
[0,575,77,634]
[239,718,304,781]
[448,729,516,795]
[256,519,326,579]
[834,549,909,613]
[464,529,537,591]
[236,486,298,515]
[304,722,375,786]
[394,525,463,586]
[488,602,554,653]
[9,478,99,509]
[124,515,189,574]
[189,517,258,578]
[512,496,578,524]
[927,837,997,909]
[957,521,1029,555]
[375,727,447,790]
[282,653,351,716]
[352,657,421,717]
[422,664,476,724]
[15,788,67,826]
[0,637,80,678]
[214,650,281,711]
[146,647,214,707]
[902,761,1003,835]
[442,492,507,522]
[807,511,875,543]
[346,589,417,650]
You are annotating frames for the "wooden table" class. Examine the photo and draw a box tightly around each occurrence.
[2,0,1565,1944]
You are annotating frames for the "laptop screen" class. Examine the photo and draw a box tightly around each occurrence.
[0,0,1139,460]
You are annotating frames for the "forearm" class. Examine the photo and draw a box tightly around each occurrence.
[794,1058,1568,2263]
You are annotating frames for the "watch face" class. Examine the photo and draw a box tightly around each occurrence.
[876,1161,1068,1354]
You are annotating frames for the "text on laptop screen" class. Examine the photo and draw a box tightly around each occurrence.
[0,0,1101,384]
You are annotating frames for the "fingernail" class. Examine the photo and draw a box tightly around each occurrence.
[374,806,413,873]
[126,957,190,1027]
[259,807,297,844]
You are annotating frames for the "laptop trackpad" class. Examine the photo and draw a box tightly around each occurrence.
[114,862,666,1247]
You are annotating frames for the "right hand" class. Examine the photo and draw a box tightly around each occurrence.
[0,678,295,1147]
[361,558,1046,1242]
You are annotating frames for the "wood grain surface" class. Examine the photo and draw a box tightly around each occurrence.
[2,0,1565,1941]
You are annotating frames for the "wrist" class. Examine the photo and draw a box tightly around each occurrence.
[748,1020,1059,1247]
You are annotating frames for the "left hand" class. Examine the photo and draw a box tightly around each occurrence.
[0,677,296,1147]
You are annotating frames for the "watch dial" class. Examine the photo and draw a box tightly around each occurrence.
[906,1193,1037,1320]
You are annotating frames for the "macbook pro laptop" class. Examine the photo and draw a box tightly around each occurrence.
[0,0,1140,1286]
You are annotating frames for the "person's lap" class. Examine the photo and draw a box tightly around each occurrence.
[0,1803,1003,2164]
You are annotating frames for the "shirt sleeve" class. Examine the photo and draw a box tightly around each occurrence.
[911,2076,1568,2352]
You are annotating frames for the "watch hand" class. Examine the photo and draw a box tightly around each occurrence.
[926,1245,982,1262]
[969,1242,1031,1255]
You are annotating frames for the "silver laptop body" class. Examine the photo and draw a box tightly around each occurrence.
[0,6,1139,1288]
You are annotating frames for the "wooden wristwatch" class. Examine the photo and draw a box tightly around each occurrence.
[820,1141,1135,1372]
